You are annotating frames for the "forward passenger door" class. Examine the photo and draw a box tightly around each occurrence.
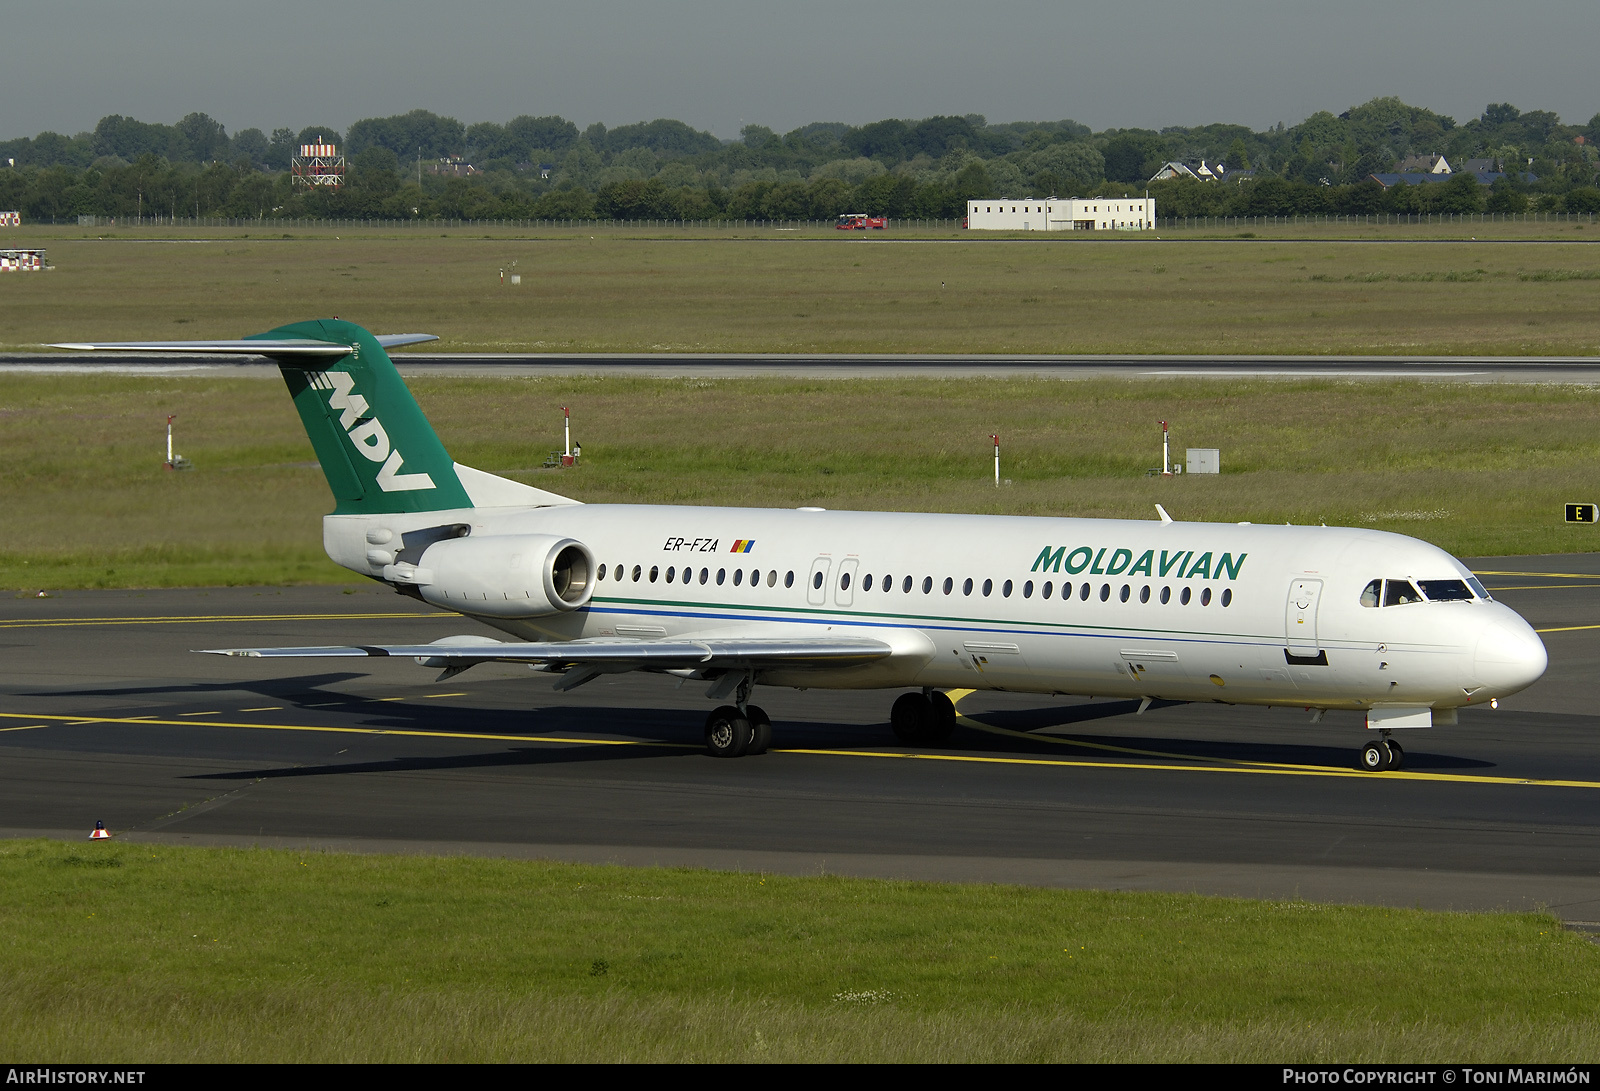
[1285,578,1324,659]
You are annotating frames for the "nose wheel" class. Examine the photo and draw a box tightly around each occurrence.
[1359,737,1404,771]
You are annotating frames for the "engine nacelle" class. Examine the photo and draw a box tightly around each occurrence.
[397,533,595,618]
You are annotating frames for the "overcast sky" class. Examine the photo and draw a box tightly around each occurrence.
[10,1,1597,142]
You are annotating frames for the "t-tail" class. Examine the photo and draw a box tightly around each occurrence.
[52,319,577,514]
[259,319,473,514]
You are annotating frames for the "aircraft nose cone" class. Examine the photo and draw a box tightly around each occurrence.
[1473,614,1547,695]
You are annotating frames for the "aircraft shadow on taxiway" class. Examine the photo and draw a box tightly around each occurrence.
[13,674,1494,773]
[13,672,375,704]
[172,711,1495,782]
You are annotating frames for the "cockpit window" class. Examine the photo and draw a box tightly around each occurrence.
[1466,576,1492,601]
[1382,580,1423,606]
[1359,579,1381,608]
[1419,579,1473,601]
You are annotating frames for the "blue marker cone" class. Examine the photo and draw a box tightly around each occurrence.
[89,821,110,841]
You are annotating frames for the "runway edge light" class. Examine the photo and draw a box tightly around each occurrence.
[89,821,110,841]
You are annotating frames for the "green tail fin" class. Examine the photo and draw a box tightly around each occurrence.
[250,319,473,515]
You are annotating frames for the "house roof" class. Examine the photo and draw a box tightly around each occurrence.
[1368,171,1535,189]
[1149,161,1199,181]
[1396,154,1451,173]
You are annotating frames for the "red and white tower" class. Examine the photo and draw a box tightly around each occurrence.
[291,138,345,188]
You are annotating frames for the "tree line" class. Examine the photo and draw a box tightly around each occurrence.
[2,99,1598,223]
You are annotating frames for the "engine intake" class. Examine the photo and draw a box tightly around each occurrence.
[402,533,595,617]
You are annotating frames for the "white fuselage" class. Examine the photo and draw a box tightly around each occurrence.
[325,504,1547,711]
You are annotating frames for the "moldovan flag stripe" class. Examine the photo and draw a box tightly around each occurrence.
[731,540,756,553]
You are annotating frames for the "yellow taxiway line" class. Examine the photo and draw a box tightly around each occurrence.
[1473,570,1600,580]
[937,689,1600,789]
[0,710,699,750]
[5,701,1600,789]
[1487,584,1600,591]
[0,612,445,630]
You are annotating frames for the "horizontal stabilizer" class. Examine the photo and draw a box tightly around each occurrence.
[50,334,437,356]
[200,636,894,671]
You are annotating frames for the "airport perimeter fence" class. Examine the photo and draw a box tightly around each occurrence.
[62,216,965,230]
[1162,212,1600,228]
[49,212,1600,230]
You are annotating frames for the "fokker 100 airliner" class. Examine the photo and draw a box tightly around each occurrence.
[57,320,1548,770]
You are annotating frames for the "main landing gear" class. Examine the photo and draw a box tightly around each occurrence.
[704,704,771,758]
[891,689,957,746]
[1359,735,1405,772]
[703,673,771,758]
[701,686,958,757]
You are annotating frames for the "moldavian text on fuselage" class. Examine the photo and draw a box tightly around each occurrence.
[1031,546,1247,581]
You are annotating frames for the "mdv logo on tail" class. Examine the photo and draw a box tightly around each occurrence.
[307,370,435,492]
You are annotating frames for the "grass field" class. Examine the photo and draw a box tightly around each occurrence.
[2,373,1598,589]
[3,225,1600,355]
[2,839,1595,1062]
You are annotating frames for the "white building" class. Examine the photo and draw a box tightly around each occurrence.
[966,196,1155,231]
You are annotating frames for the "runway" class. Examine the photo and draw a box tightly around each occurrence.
[6,352,1600,383]
[3,554,1600,919]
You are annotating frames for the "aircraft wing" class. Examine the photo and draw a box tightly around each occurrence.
[49,334,438,355]
[200,636,893,671]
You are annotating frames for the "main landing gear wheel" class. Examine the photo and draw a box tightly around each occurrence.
[705,705,753,758]
[927,690,957,744]
[746,705,772,755]
[891,691,957,746]
[1360,738,1404,771]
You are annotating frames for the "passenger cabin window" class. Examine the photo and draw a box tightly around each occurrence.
[1383,580,1423,606]
[1419,579,1473,601]
[1360,579,1381,608]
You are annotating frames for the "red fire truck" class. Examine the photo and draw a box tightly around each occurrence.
[836,213,887,230]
